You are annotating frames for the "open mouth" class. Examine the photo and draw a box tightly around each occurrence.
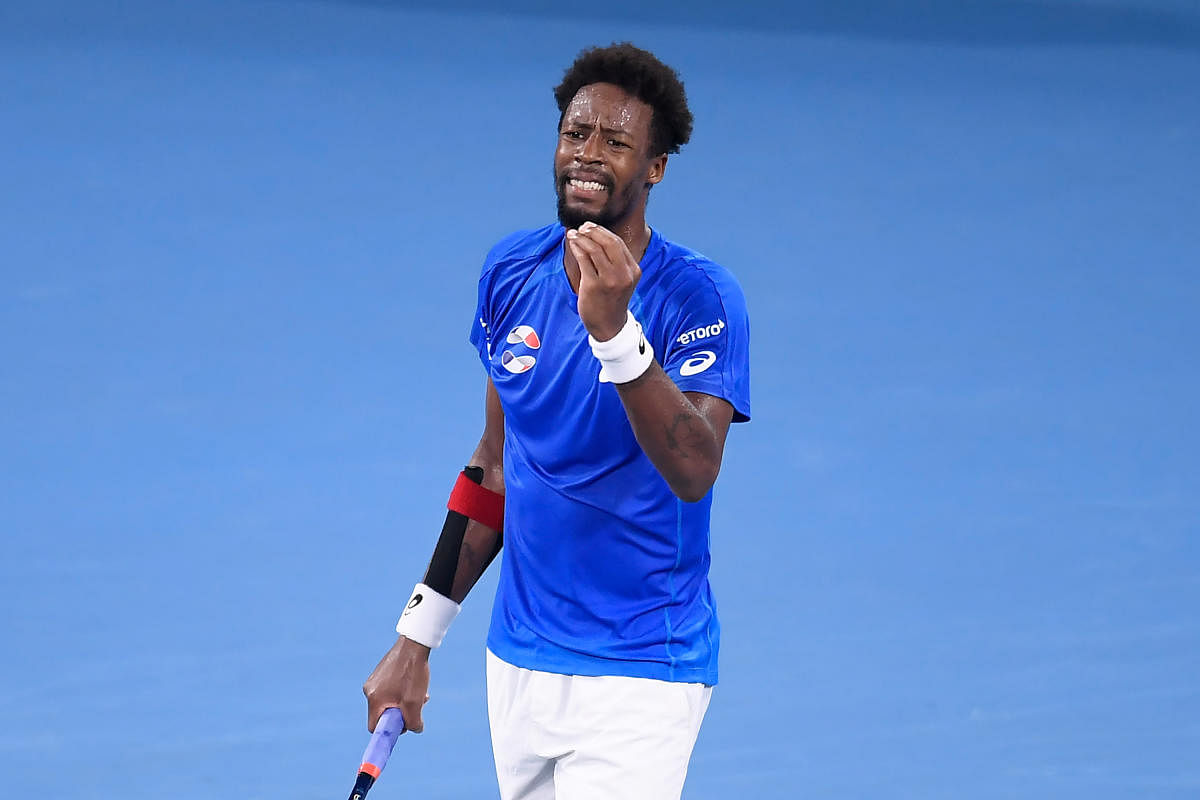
[567,178,608,193]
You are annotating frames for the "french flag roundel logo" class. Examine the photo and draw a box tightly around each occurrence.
[506,325,541,349]
[501,324,540,374]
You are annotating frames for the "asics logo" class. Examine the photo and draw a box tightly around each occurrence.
[679,350,716,377]
[677,320,724,346]
[404,594,423,615]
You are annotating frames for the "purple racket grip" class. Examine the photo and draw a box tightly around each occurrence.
[360,707,406,775]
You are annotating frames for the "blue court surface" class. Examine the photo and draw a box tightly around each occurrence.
[2,1,1198,797]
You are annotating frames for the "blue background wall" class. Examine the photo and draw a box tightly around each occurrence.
[2,1,1198,797]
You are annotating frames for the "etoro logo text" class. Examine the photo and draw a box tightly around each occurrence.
[677,320,725,345]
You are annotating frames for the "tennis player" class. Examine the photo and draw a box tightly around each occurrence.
[364,42,751,800]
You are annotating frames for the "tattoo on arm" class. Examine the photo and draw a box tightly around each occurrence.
[665,412,708,459]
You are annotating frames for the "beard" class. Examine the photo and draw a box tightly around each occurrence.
[554,168,639,230]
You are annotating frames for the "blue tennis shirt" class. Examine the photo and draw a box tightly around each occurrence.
[469,223,750,685]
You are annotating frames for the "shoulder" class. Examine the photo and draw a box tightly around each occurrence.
[648,234,747,314]
[481,223,565,278]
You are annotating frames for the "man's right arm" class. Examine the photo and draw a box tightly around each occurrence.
[362,378,505,733]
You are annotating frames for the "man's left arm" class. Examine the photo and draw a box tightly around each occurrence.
[617,372,735,502]
[568,222,741,502]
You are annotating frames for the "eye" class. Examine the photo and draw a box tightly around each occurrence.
[562,130,585,139]
[608,139,629,149]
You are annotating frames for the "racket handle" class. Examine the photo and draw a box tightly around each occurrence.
[347,708,406,800]
[363,707,406,773]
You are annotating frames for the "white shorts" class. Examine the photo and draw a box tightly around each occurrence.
[486,649,713,800]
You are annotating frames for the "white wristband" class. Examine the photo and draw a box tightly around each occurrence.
[395,583,461,649]
[589,310,655,384]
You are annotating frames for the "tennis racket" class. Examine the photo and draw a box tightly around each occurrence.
[345,707,406,800]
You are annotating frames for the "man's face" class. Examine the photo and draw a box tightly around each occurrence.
[554,82,664,231]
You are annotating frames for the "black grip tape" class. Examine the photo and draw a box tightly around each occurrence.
[422,467,486,596]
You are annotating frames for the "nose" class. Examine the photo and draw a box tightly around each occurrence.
[576,130,605,164]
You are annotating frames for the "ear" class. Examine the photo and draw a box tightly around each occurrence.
[645,153,668,187]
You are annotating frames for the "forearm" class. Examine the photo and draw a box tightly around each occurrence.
[444,518,501,603]
[366,383,505,733]
[614,364,724,503]
[565,222,737,501]
[420,441,504,605]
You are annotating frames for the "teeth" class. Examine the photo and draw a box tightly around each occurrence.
[570,179,606,192]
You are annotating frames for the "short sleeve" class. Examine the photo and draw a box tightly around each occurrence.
[468,267,493,370]
[468,227,554,372]
[659,264,751,422]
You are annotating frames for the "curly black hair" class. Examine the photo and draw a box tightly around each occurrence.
[553,43,693,156]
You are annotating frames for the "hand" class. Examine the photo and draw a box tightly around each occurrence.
[566,222,641,342]
[363,636,431,733]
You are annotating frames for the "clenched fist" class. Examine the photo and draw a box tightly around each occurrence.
[567,222,642,342]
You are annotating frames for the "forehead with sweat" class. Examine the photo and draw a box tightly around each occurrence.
[563,84,652,140]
